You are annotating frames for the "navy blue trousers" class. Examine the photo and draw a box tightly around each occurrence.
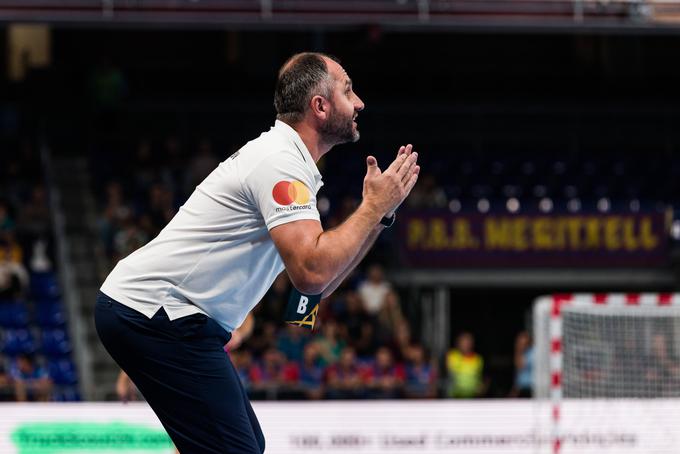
[95,292,265,454]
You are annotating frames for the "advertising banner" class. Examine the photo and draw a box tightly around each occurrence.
[1,400,680,454]
[399,211,668,267]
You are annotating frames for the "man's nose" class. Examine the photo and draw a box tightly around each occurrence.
[355,95,365,112]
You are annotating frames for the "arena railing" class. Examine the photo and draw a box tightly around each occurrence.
[0,0,667,28]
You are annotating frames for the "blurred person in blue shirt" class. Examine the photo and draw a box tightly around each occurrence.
[510,331,534,398]
[298,343,325,399]
[365,346,405,399]
[404,344,437,398]
[276,324,309,363]
[10,354,52,401]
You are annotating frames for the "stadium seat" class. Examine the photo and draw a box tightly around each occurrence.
[29,272,61,300]
[1,329,37,355]
[52,386,81,402]
[0,303,30,328]
[35,303,66,328]
[41,329,72,356]
[48,359,78,386]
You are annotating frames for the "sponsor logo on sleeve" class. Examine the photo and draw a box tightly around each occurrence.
[272,180,313,212]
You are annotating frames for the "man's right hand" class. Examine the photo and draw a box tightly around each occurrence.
[362,144,420,218]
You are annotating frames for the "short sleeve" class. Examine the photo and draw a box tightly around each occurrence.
[244,149,321,230]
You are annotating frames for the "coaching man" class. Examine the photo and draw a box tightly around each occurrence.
[95,52,420,453]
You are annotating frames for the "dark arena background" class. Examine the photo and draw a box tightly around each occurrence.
[2,1,680,453]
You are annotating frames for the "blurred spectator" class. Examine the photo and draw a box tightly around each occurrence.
[645,333,680,395]
[0,255,29,299]
[255,273,289,324]
[405,174,447,209]
[247,321,278,358]
[312,320,346,367]
[145,183,175,234]
[116,370,141,402]
[390,319,414,362]
[298,343,324,400]
[276,325,309,363]
[358,264,391,315]
[17,185,51,238]
[0,361,14,401]
[339,290,371,343]
[509,331,534,398]
[0,200,15,231]
[446,332,484,398]
[232,349,254,388]
[325,347,366,399]
[10,354,52,401]
[326,196,359,229]
[0,230,29,298]
[226,313,255,352]
[354,319,379,359]
[375,290,405,344]
[0,229,23,264]
[3,139,40,195]
[404,344,438,398]
[112,215,150,262]
[29,239,52,273]
[159,136,185,195]
[132,138,157,195]
[249,348,298,392]
[365,347,405,399]
[186,138,219,193]
[99,181,132,255]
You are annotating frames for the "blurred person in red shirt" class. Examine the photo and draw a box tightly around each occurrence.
[0,361,14,401]
[365,346,405,399]
[325,346,367,399]
[249,348,299,392]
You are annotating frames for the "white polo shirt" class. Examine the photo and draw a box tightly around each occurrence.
[100,120,323,332]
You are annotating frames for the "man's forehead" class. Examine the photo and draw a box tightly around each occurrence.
[324,57,350,82]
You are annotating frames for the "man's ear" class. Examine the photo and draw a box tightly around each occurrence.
[310,95,328,120]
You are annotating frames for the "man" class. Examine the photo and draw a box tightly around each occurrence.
[446,332,485,398]
[95,52,420,454]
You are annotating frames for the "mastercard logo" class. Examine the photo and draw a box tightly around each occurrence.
[272,180,311,205]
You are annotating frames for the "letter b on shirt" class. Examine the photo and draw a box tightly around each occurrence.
[297,295,309,314]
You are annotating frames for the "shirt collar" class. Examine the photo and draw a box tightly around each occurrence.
[273,120,322,183]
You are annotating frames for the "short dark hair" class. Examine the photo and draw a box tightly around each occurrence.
[274,52,337,124]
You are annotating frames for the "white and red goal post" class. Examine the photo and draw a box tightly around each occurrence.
[534,293,680,454]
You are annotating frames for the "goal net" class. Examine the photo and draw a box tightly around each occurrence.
[534,293,680,453]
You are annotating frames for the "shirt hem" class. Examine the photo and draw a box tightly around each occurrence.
[266,213,321,231]
[99,284,206,320]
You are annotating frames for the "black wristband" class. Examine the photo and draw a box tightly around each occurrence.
[380,212,396,228]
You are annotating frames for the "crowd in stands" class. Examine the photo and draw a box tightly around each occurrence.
[230,268,439,400]
[0,139,78,402]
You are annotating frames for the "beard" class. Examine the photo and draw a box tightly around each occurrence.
[320,107,359,146]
